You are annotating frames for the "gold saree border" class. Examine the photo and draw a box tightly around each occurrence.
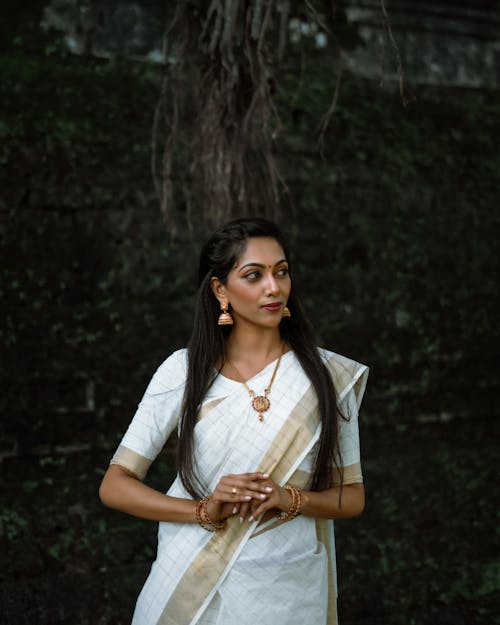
[157,383,320,625]
[331,462,363,487]
[316,519,339,625]
[110,445,152,481]
[197,397,226,422]
[157,351,365,625]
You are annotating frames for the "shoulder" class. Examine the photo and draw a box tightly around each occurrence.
[157,347,188,371]
[145,348,188,395]
[317,346,368,375]
[317,347,369,401]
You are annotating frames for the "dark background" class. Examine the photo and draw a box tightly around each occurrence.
[1,2,499,624]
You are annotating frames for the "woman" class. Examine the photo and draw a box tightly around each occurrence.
[99,217,368,625]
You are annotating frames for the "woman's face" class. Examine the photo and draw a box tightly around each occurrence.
[212,237,291,329]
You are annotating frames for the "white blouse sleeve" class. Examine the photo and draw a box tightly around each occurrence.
[110,348,188,480]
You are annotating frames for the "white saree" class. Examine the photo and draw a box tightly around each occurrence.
[110,348,368,625]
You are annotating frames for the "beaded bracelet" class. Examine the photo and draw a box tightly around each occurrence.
[195,496,227,532]
[275,485,302,521]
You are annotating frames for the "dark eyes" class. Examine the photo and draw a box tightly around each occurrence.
[244,272,260,281]
[244,268,289,281]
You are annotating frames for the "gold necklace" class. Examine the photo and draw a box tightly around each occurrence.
[228,344,285,422]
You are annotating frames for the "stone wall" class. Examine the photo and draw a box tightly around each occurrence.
[343,0,500,87]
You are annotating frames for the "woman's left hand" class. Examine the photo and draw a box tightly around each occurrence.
[239,476,290,522]
[207,472,274,523]
[239,481,366,523]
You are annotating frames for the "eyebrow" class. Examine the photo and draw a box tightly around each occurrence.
[238,259,288,273]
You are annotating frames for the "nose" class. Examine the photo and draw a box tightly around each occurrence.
[264,272,280,295]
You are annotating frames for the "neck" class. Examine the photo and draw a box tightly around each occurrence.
[225,326,283,364]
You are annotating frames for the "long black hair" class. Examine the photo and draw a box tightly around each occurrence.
[177,217,343,499]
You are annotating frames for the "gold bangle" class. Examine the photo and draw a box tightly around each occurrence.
[275,485,302,521]
[196,497,226,532]
[195,498,211,531]
[202,497,226,530]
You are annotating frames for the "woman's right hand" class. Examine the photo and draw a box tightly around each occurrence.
[207,472,273,522]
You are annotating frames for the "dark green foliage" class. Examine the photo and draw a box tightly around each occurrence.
[276,73,500,421]
[335,418,499,624]
[0,15,499,625]
[2,45,499,438]
[1,422,497,624]
[0,47,196,446]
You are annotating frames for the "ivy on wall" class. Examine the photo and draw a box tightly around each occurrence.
[1,31,499,448]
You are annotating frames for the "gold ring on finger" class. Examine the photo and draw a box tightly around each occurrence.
[232,487,237,495]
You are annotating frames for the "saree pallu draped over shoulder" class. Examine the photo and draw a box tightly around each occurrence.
[110,348,368,625]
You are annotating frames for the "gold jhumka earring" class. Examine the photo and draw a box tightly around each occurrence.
[218,302,233,325]
[282,306,291,318]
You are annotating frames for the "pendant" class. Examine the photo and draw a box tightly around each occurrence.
[252,395,270,420]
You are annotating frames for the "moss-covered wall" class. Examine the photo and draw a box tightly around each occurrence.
[1,11,499,625]
[2,40,499,452]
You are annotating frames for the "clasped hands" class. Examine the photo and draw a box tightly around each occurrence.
[206,472,289,524]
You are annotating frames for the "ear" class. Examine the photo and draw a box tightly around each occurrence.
[210,277,228,306]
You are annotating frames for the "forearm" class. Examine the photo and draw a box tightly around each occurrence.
[248,480,365,522]
[99,464,197,523]
[300,482,365,520]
